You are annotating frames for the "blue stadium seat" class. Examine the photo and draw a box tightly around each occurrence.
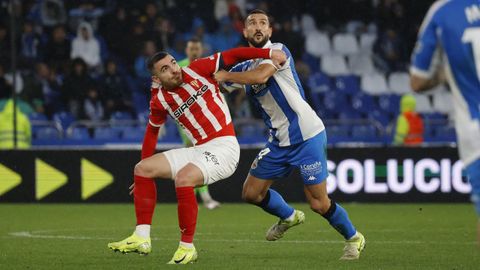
[309,92,324,111]
[352,93,376,113]
[338,108,362,120]
[351,125,377,142]
[52,111,76,131]
[368,109,391,127]
[132,92,148,113]
[28,112,48,122]
[432,125,457,142]
[36,127,61,139]
[110,111,133,121]
[159,121,181,143]
[326,125,350,144]
[122,126,145,141]
[69,127,90,140]
[237,123,267,144]
[335,75,360,95]
[323,91,348,112]
[378,94,401,115]
[94,127,120,140]
[302,52,320,73]
[308,72,333,93]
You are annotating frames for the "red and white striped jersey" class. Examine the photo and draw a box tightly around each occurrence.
[148,53,234,145]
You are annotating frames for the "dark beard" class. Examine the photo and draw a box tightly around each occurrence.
[248,35,269,48]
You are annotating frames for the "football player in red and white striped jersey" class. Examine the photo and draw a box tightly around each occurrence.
[108,47,286,264]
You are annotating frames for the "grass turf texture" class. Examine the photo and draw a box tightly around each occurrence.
[0,203,479,269]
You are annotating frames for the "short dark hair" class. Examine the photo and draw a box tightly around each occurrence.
[245,9,272,26]
[146,51,169,72]
[188,37,202,44]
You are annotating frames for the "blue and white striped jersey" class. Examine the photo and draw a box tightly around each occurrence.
[411,0,480,165]
[228,41,324,147]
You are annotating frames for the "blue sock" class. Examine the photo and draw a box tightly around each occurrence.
[322,201,356,240]
[257,189,294,220]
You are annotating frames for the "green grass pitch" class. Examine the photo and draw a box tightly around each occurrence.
[1,203,479,269]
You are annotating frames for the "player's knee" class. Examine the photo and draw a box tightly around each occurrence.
[242,189,262,204]
[134,161,153,178]
[309,198,331,215]
[175,170,196,187]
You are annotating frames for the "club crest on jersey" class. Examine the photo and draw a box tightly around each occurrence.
[252,83,267,94]
[173,85,209,118]
[190,79,200,88]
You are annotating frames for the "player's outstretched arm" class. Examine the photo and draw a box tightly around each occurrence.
[214,64,276,85]
[220,47,286,69]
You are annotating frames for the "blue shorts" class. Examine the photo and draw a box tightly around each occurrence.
[249,131,328,185]
[466,158,480,214]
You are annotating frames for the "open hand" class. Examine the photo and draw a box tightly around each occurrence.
[270,49,287,68]
[129,183,134,196]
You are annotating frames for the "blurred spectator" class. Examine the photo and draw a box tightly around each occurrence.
[177,38,203,67]
[0,63,11,99]
[185,18,213,56]
[82,85,104,121]
[70,21,101,70]
[153,18,174,52]
[125,22,149,65]
[373,28,406,73]
[43,24,70,72]
[68,1,105,32]
[393,94,423,145]
[100,6,131,59]
[0,24,10,66]
[138,2,159,36]
[210,16,241,52]
[62,58,93,118]
[40,0,67,27]
[134,40,156,82]
[274,19,304,59]
[102,59,134,118]
[230,4,244,34]
[19,21,42,65]
[22,62,63,117]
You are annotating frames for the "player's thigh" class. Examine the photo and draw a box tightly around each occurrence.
[292,131,328,185]
[134,152,173,179]
[249,144,292,182]
[242,173,274,202]
[175,162,205,187]
[192,136,240,185]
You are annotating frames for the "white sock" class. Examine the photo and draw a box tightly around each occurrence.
[179,241,194,248]
[284,210,296,222]
[135,224,151,239]
[199,190,213,202]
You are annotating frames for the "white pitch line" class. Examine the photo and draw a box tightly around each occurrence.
[5,231,477,245]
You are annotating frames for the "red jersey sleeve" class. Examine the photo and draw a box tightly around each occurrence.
[188,47,272,77]
[148,89,167,128]
[141,88,167,159]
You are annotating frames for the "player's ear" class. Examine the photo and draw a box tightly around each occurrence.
[243,28,248,39]
[152,75,161,84]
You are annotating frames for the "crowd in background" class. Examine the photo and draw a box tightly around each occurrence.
[0,0,433,124]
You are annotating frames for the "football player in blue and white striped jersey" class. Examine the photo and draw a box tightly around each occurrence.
[215,9,365,260]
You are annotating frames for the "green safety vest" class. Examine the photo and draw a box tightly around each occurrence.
[0,100,32,149]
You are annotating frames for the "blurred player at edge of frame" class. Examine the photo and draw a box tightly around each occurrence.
[410,0,480,244]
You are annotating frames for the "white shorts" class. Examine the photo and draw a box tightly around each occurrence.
[163,136,240,185]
